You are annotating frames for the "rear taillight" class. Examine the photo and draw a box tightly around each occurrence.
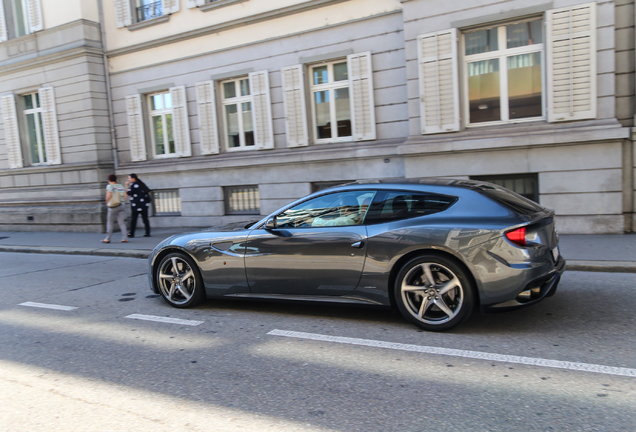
[505,227,527,246]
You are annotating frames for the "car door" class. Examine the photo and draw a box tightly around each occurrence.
[244,190,376,296]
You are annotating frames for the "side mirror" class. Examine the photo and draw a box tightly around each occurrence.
[265,216,277,230]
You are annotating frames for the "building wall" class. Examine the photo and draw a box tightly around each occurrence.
[0,1,113,232]
[108,1,409,228]
[399,0,633,234]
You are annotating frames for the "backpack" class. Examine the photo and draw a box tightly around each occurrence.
[108,186,122,208]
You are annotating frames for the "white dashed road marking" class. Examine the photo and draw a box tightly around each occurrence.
[19,302,78,311]
[125,314,204,326]
[268,329,636,378]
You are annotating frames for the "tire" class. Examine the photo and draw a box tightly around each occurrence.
[394,255,474,332]
[156,252,205,308]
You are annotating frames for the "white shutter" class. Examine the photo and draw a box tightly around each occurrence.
[281,65,308,147]
[26,0,43,32]
[38,87,62,165]
[162,0,180,14]
[170,85,192,157]
[417,29,460,134]
[195,80,220,155]
[546,3,597,122]
[187,0,206,7]
[0,4,8,42]
[249,70,274,149]
[126,94,147,162]
[1,95,23,169]
[348,52,376,141]
[114,0,133,28]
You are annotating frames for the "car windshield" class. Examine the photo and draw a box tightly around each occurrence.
[475,184,544,215]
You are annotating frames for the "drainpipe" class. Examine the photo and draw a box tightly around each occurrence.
[97,0,119,171]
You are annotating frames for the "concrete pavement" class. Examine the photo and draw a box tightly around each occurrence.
[0,229,634,273]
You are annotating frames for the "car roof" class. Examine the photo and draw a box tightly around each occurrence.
[322,178,498,193]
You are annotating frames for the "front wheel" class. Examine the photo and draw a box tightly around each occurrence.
[394,255,474,332]
[156,252,205,308]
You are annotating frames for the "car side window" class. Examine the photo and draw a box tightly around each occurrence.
[365,191,457,224]
[276,191,376,228]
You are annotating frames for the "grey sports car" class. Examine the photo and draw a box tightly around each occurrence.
[148,179,565,331]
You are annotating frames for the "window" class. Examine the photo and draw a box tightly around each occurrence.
[126,86,190,162]
[221,78,254,150]
[114,0,179,28]
[310,60,352,141]
[471,173,539,203]
[417,3,597,134]
[365,191,457,224]
[281,52,376,147]
[148,91,175,157]
[225,186,260,215]
[153,190,181,215]
[21,92,46,164]
[275,191,375,228]
[136,0,162,22]
[0,87,61,169]
[464,18,544,125]
[0,0,43,41]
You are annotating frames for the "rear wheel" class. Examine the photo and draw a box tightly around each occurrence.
[156,252,205,308]
[394,255,474,332]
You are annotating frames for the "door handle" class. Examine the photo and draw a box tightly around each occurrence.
[351,241,365,249]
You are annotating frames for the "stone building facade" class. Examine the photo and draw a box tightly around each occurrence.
[1,0,634,234]
[0,0,113,231]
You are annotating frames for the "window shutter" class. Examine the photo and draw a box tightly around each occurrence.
[281,65,308,147]
[417,29,460,134]
[348,52,376,141]
[1,94,23,169]
[162,0,180,14]
[187,0,206,8]
[126,94,147,162]
[26,0,43,32]
[38,87,62,165]
[249,70,274,150]
[170,85,192,157]
[0,5,8,42]
[546,3,597,122]
[114,0,133,28]
[195,80,220,155]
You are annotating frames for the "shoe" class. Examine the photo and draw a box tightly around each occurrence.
[144,234,151,237]
[120,239,129,243]
[128,233,134,238]
[101,239,110,243]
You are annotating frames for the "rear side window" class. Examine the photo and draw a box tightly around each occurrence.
[475,184,544,215]
[365,191,457,224]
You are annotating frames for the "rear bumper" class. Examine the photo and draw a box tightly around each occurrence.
[481,255,566,312]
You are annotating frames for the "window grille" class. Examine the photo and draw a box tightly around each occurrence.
[471,174,539,203]
[153,190,181,215]
[136,0,162,22]
[311,181,351,192]
[225,186,260,215]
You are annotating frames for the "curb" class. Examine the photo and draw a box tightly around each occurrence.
[0,245,149,259]
[566,260,636,273]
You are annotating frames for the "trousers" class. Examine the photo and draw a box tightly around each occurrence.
[105,205,127,241]
[130,206,150,236]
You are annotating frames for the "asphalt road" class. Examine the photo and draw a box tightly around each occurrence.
[0,252,635,431]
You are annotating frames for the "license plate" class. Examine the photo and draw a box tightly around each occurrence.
[552,246,560,262]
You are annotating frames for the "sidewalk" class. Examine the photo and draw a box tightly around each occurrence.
[0,229,634,273]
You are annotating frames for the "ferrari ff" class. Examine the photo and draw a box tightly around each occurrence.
[148,179,565,331]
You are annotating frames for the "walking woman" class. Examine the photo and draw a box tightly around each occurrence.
[102,174,128,243]
[126,173,152,237]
